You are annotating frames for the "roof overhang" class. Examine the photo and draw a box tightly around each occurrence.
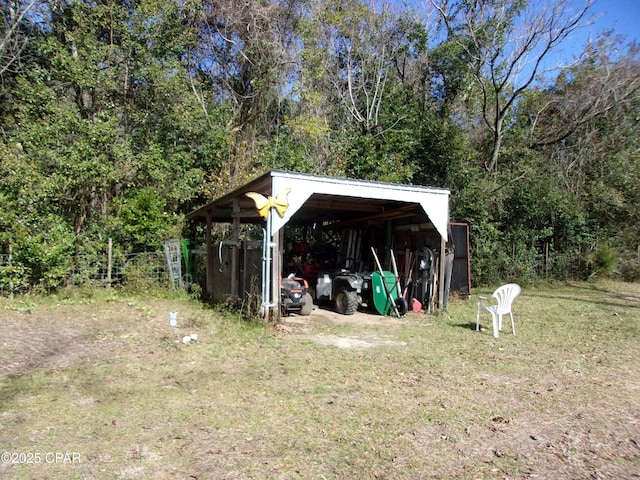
[187,170,451,240]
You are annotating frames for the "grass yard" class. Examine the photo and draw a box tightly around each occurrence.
[0,281,639,479]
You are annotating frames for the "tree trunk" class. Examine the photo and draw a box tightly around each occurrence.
[486,117,503,176]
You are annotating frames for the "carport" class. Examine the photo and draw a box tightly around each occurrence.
[187,170,456,319]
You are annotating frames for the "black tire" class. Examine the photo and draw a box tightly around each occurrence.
[394,297,408,316]
[299,292,314,316]
[335,288,358,315]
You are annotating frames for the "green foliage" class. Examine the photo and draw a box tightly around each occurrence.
[589,244,619,279]
[468,221,505,285]
[0,264,29,295]
[617,250,640,282]
[110,188,183,253]
[339,129,414,183]
[409,116,480,190]
[0,0,638,293]
[254,117,319,173]
[7,214,76,292]
[429,40,475,107]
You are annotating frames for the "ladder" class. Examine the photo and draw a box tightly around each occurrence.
[164,240,183,290]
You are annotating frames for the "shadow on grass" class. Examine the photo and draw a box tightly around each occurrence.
[523,290,640,310]
[449,321,480,331]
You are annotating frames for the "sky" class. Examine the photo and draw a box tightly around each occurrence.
[414,0,640,71]
[587,0,640,43]
[537,0,640,78]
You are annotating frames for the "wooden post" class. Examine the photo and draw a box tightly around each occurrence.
[107,238,112,288]
[231,200,240,298]
[438,235,446,309]
[206,214,214,295]
[8,244,13,301]
[545,242,549,279]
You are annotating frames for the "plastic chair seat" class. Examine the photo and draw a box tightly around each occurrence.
[477,283,521,338]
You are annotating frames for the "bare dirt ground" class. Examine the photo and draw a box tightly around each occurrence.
[278,306,412,349]
[0,303,132,379]
[0,305,391,379]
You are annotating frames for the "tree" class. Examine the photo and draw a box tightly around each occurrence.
[525,35,640,150]
[431,0,594,176]
[188,0,299,131]
[520,37,640,256]
[178,0,303,185]
[2,0,224,257]
[300,0,425,135]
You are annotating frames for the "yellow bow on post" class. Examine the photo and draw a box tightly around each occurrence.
[245,188,291,220]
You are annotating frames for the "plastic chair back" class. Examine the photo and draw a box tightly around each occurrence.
[492,283,521,314]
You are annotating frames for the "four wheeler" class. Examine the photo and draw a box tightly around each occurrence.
[314,269,369,315]
[313,268,408,316]
[284,235,408,317]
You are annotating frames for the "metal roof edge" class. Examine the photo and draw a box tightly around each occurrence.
[186,170,274,219]
[269,169,450,195]
[186,169,450,220]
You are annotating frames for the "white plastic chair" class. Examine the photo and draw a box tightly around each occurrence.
[476,283,521,338]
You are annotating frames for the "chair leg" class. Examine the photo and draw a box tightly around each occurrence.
[476,303,481,331]
[491,312,499,338]
[510,313,516,335]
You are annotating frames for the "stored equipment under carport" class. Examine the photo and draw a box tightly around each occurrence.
[370,270,406,316]
[280,275,313,316]
[314,269,407,316]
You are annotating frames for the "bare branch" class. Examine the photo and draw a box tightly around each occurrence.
[530,37,640,148]
[431,0,596,176]
[0,0,42,77]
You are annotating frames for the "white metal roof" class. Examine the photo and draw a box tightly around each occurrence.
[188,170,451,240]
[270,171,450,239]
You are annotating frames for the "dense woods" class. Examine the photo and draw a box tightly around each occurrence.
[1,0,639,291]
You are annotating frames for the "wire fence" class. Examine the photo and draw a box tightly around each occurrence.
[529,251,586,282]
[0,252,177,296]
[0,246,592,298]
[72,252,171,287]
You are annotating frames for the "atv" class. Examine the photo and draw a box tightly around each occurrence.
[314,269,369,315]
[314,268,408,316]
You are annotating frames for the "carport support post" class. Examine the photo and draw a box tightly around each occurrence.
[438,235,446,309]
[272,227,282,320]
[230,200,240,298]
[206,213,214,295]
[261,212,274,321]
[260,211,282,321]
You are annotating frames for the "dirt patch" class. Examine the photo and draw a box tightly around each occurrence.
[0,303,406,377]
[609,292,640,303]
[278,306,414,348]
[0,303,136,379]
[309,333,407,349]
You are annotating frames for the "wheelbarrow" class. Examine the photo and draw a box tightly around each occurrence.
[370,247,408,317]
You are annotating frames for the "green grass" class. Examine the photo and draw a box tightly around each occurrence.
[1,281,639,479]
